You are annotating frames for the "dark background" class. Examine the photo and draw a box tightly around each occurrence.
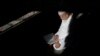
[0,0,98,55]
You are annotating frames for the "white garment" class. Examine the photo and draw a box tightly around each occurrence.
[53,14,73,51]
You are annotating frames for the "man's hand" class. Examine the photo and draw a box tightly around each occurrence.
[52,35,61,48]
[54,41,61,48]
[53,35,59,43]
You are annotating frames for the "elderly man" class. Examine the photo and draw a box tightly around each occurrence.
[43,9,85,56]
[52,11,73,54]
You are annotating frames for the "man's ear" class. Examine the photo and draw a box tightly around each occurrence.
[76,13,83,19]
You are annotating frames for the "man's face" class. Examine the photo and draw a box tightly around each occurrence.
[58,11,69,20]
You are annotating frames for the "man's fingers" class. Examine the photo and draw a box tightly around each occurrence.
[53,35,59,40]
[55,42,61,48]
[53,35,59,42]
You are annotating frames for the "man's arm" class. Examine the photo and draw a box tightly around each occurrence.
[53,36,66,54]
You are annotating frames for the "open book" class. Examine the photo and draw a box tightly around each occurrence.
[44,33,55,45]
